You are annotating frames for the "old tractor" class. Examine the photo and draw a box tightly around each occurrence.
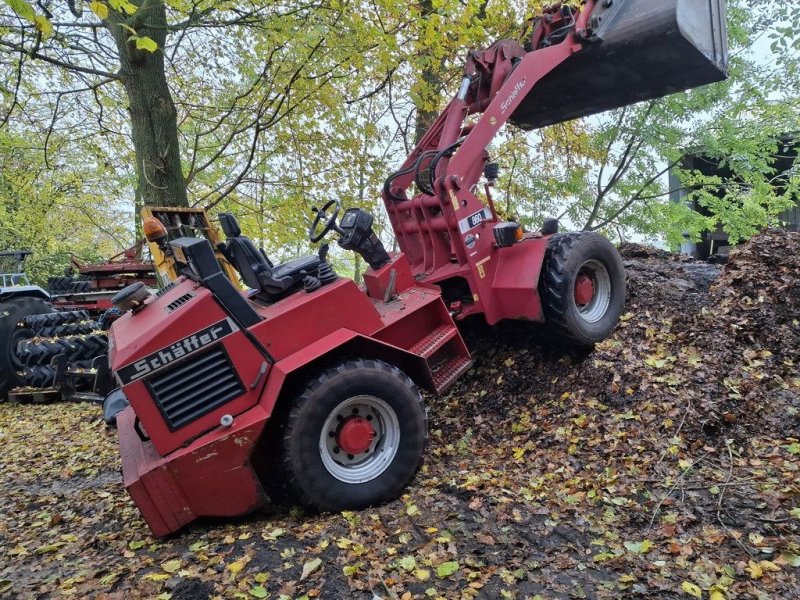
[108,0,728,536]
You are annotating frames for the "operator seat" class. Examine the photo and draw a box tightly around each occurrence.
[218,213,321,297]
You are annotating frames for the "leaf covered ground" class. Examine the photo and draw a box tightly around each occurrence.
[1,230,799,600]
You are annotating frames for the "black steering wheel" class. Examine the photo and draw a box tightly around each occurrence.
[309,199,342,243]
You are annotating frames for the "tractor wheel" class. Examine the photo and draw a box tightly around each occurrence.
[22,365,56,388]
[36,321,99,338]
[279,359,427,512]
[23,310,90,333]
[0,296,54,397]
[540,232,626,346]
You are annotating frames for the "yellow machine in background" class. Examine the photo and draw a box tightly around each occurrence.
[140,206,239,286]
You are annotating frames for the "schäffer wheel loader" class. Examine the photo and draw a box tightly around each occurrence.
[106,0,728,536]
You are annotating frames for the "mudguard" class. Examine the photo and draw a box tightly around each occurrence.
[0,285,50,302]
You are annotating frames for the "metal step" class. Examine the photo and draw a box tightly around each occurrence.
[431,355,473,394]
[409,325,458,358]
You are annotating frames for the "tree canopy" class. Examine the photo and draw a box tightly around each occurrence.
[1,0,798,281]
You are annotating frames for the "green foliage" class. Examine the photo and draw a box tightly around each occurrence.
[0,131,131,285]
[500,0,800,246]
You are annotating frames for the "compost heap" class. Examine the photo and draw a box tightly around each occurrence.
[425,228,799,596]
[442,228,799,443]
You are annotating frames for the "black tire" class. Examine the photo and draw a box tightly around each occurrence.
[540,232,626,346]
[97,307,122,330]
[278,359,427,512]
[67,280,91,293]
[23,310,91,333]
[47,277,68,294]
[36,321,99,338]
[16,333,108,366]
[22,365,56,388]
[0,296,54,397]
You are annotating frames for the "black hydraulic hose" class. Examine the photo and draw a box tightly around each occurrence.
[427,140,464,193]
[383,165,416,202]
[413,151,440,196]
[383,139,464,202]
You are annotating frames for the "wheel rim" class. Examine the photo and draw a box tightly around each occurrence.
[319,395,400,484]
[574,259,612,324]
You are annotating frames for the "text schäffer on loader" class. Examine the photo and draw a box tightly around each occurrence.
[108,0,728,536]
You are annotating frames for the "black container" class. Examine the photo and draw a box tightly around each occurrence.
[510,0,728,130]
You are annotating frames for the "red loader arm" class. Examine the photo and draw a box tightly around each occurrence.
[382,0,728,323]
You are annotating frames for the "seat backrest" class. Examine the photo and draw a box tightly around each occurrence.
[226,237,268,291]
[218,212,295,296]
[219,213,241,238]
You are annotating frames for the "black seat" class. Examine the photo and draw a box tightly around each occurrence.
[218,213,320,297]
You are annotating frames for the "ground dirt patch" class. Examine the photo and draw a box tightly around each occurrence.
[1,230,798,599]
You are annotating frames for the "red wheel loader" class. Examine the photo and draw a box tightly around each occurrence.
[107,0,728,536]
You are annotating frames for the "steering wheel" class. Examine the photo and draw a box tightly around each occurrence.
[309,199,342,243]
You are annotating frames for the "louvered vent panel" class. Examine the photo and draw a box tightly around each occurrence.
[165,293,194,313]
[148,346,243,430]
[156,281,177,297]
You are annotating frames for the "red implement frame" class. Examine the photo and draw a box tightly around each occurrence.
[383,2,597,325]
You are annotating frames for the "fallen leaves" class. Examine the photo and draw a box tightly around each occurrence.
[435,561,459,578]
[623,540,653,555]
[300,557,322,580]
[160,559,182,574]
[681,581,703,597]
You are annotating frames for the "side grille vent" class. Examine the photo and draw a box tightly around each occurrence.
[165,293,194,313]
[156,281,177,297]
[147,346,243,430]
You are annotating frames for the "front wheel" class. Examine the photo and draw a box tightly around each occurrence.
[279,359,426,512]
[540,232,626,346]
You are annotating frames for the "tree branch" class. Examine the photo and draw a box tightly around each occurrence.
[0,39,124,80]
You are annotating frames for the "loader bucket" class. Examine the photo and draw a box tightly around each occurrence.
[510,0,728,130]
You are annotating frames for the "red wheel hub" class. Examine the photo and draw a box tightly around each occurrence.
[337,417,376,455]
[574,273,595,306]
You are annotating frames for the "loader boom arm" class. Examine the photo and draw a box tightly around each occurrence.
[381,0,728,324]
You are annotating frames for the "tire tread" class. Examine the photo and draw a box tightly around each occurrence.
[280,359,426,511]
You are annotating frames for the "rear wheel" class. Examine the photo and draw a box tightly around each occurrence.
[279,359,427,512]
[0,297,54,397]
[540,232,626,346]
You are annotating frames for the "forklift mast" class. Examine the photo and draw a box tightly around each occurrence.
[383,0,728,324]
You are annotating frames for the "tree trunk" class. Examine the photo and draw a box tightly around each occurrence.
[414,0,440,144]
[110,1,187,207]
[413,0,489,144]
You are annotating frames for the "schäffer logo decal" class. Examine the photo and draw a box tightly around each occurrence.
[117,319,235,385]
